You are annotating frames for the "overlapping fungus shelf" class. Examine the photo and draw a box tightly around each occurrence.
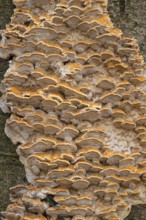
[0,0,146,220]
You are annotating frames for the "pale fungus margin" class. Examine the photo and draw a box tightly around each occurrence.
[0,0,146,219]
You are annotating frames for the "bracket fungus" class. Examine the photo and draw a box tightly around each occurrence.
[0,0,146,219]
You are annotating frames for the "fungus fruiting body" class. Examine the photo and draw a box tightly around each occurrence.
[0,0,146,219]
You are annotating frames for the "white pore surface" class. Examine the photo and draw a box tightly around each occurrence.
[102,119,138,154]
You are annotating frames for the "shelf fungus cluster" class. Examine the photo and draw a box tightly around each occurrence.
[0,0,146,219]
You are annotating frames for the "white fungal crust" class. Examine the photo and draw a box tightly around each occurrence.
[0,0,146,220]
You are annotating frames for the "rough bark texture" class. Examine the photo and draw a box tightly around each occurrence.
[0,0,146,219]
[108,0,146,61]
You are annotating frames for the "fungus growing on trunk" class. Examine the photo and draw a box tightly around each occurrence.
[0,0,146,219]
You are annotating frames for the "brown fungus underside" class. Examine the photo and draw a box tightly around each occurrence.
[0,0,146,219]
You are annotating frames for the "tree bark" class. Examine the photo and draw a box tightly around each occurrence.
[119,0,126,14]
